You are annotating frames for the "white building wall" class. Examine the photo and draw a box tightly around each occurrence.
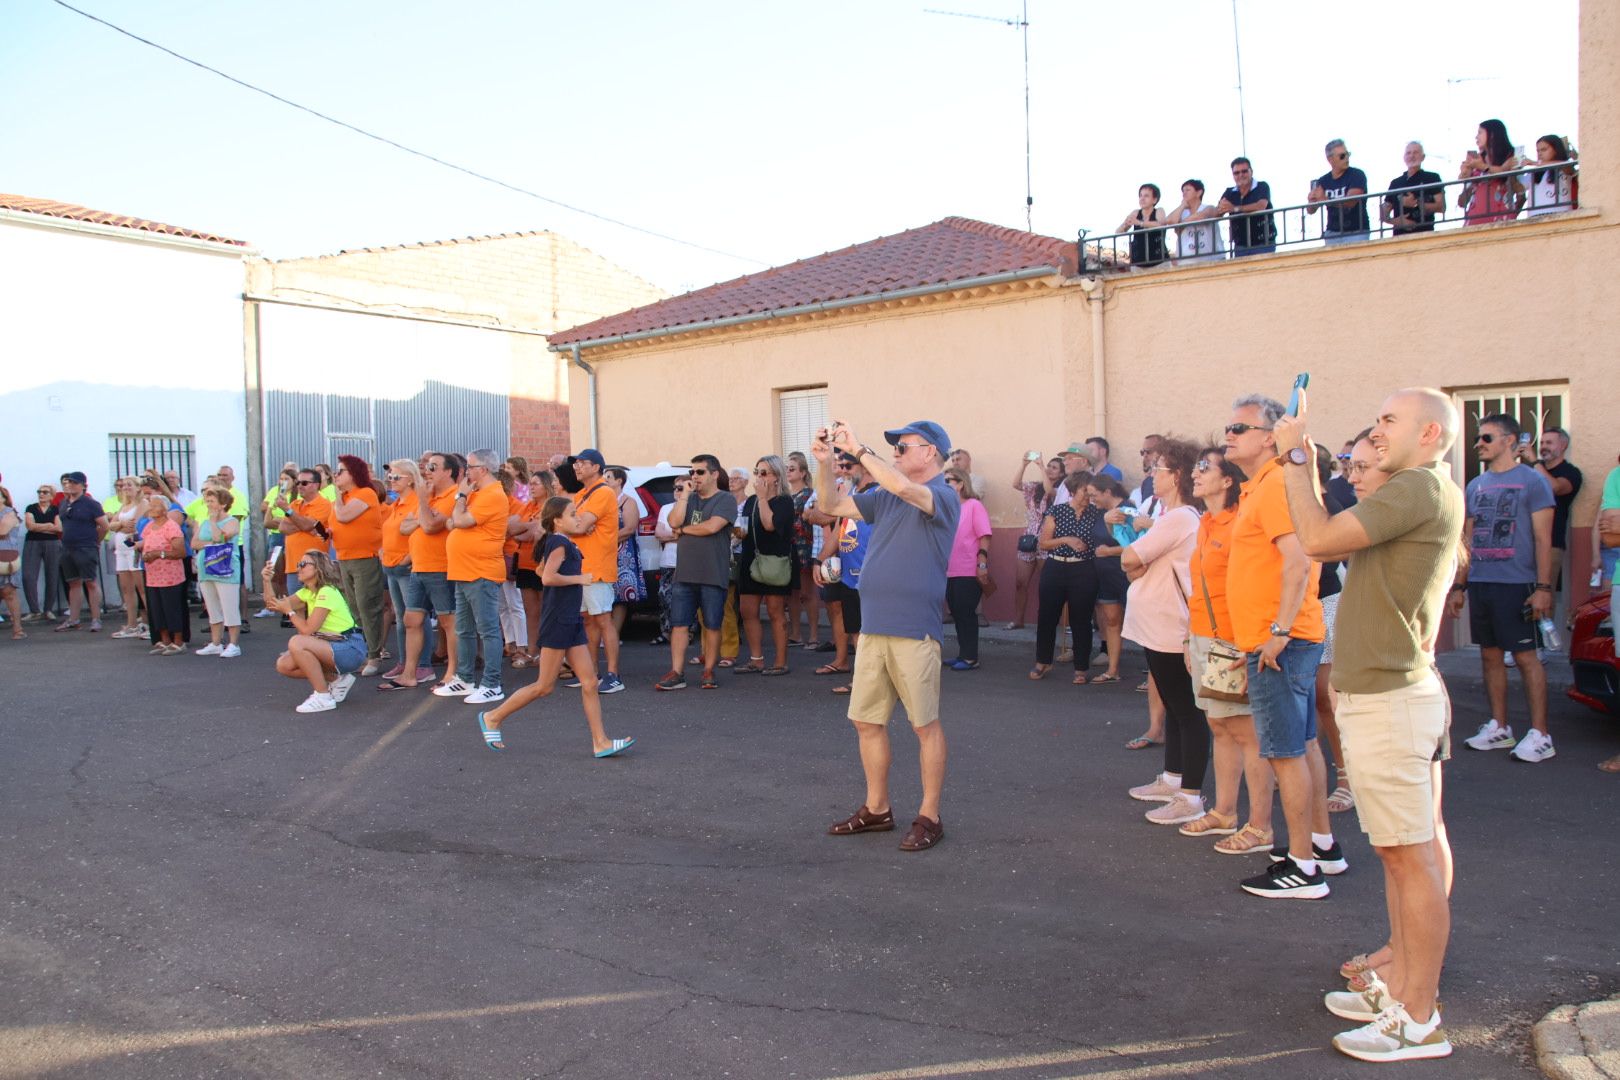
[0,219,247,501]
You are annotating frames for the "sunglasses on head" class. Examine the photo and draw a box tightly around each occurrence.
[1336,453,1352,461]
[1225,423,1273,436]
[1194,460,1214,473]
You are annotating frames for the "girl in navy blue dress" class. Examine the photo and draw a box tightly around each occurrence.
[477,497,634,758]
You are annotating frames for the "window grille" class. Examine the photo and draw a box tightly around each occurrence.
[108,434,194,490]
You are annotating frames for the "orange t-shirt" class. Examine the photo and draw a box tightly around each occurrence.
[501,494,524,558]
[331,486,383,561]
[514,500,544,571]
[1188,506,1238,640]
[446,483,508,583]
[282,494,333,570]
[407,487,459,574]
[380,491,418,568]
[571,482,619,584]
[1225,458,1325,652]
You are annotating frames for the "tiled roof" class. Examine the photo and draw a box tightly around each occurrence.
[0,193,248,247]
[549,216,1076,346]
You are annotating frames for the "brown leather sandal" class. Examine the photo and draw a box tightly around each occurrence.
[898,815,943,852]
[828,805,894,835]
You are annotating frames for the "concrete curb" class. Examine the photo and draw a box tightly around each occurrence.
[1535,995,1620,1080]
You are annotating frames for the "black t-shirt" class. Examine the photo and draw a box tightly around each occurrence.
[1384,169,1444,233]
[1128,210,1168,267]
[742,495,795,558]
[1327,474,1357,512]
[27,501,61,540]
[1318,488,1346,600]
[1546,460,1583,549]
[1220,181,1275,248]
[1315,167,1370,233]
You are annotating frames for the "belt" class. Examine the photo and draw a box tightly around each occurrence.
[1047,554,1089,563]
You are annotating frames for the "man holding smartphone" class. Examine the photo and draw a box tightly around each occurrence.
[814,418,960,853]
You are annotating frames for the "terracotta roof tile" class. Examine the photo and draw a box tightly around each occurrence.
[549,216,1075,346]
[0,193,248,247]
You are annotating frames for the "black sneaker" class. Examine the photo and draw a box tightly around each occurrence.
[654,671,687,692]
[1269,840,1349,876]
[1240,857,1330,900]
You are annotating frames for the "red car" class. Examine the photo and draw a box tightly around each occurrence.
[1567,588,1618,716]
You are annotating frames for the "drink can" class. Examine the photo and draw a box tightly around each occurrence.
[824,556,841,583]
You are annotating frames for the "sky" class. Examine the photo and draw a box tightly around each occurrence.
[3,0,1581,298]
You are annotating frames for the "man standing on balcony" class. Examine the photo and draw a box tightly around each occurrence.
[1308,140,1370,245]
[1382,142,1446,235]
[1217,158,1276,257]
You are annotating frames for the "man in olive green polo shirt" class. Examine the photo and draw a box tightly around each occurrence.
[1273,386,1462,1064]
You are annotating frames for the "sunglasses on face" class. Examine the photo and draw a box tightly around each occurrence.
[423,463,440,471]
[753,470,771,477]
[296,560,315,569]
[689,468,708,476]
[1336,453,1352,461]
[297,480,318,487]
[1475,433,1508,444]
[1225,423,1273,436]
[893,442,926,454]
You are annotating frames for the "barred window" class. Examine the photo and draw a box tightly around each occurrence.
[108,434,195,490]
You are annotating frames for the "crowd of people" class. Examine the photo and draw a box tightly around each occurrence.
[4,380,1619,1064]
[1106,119,1578,267]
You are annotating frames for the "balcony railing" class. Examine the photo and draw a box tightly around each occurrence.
[1077,161,1579,274]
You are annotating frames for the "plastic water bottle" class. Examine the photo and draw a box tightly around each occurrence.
[1537,617,1561,651]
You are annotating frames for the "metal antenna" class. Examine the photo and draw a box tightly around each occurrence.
[925,4,1034,230]
[1231,0,1248,157]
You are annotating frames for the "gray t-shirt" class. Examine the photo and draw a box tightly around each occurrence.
[673,490,739,587]
[1465,465,1554,584]
[851,473,960,641]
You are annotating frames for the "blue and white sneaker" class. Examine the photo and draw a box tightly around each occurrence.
[598,673,625,695]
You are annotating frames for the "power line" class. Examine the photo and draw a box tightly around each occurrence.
[49,0,768,266]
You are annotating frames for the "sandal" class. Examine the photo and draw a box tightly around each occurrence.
[828,804,894,835]
[11,629,26,640]
[1599,754,1620,774]
[1090,672,1120,684]
[814,663,851,675]
[510,654,531,669]
[1340,947,1392,980]
[1124,735,1162,750]
[717,658,736,668]
[1327,784,1356,814]
[898,815,943,852]
[761,666,789,676]
[832,684,852,695]
[375,678,420,691]
[1071,672,1089,685]
[1213,824,1274,855]
[1178,810,1238,837]
[1028,664,1051,681]
[735,657,766,674]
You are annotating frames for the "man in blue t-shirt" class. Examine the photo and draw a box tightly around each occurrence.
[1085,436,1124,482]
[55,470,109,631]
[1217,156,1276,256]
[1452,414,1557,762]
[1307,139,1370,245]
[814,418,960,853]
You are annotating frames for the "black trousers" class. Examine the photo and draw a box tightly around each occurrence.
[946,576,982,661]
[1035,559,1097,668]
[1144,647,1210,791]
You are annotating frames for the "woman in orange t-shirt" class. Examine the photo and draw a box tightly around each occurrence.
[378,460,423,686]
[331,455,387,673]
[509,471,552,666]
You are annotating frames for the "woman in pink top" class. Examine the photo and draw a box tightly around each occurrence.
[943,468,993,670]
[1120,438,1209,827]
[138,494,189,655]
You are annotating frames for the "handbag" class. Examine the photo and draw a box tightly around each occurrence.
[747,500,792,587]
[1193,562,1249,703]
[1017,534,1038,554]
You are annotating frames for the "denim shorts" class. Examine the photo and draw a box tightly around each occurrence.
[669,581,727,629]
[1248,638,1324,759]
[405,570,454,614]
[327,630,366,674]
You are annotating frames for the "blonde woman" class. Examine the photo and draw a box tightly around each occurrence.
[262,549,364,713]
[108,477,149,639]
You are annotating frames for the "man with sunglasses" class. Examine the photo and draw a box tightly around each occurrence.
[1307,139,1370,246]
[656,455,738,691]
[814,419,960,853]
[275,470,333,600]
[1217,157,1276,257]
[1453,414,1556,762]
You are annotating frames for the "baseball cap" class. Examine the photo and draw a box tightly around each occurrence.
[883,421,950,457]
[575,448,606,468]
[64,471,88,486]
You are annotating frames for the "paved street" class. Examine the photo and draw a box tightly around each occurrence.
[2,618,1618,1079]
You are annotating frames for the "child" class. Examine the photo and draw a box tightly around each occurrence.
[478,497,634,757]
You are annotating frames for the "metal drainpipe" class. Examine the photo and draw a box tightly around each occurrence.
[570,343,598,448]
[1081,276,1107,439]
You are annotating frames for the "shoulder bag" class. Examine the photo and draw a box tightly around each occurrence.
[199,520,237,581]
[747,499,792,587]
[1193,561,1248,703]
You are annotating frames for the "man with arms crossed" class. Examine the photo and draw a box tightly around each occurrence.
[1274,387,1461,1063]
[815,419,960,853]
[655,455,738,691]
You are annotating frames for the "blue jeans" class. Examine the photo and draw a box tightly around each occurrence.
[1601,547,1618,585]
[382,562,412,662]
[1247,638,1324,759]
[454,577,503,689]
[1323,229,1369,246]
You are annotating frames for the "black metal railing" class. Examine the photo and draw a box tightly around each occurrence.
[1077,161,1579,274]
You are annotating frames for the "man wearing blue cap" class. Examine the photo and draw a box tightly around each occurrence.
[813,418,960,852]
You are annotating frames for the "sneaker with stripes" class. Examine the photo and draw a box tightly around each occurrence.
[1240,857,1329,900]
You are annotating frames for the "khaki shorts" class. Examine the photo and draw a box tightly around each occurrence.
[580,581,615,616]
[1188,633,1251,720]
[1337,672,1448,848]
[848,634,942,729]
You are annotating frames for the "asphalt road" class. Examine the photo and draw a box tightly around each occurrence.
[2,616,1618,1080]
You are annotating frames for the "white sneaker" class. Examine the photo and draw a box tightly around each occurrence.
[1325,975,1397,1021]
[432,678,474,697]
[1128,774,1179,802]
[195,643,223,656]
[296,692,336,714]
[1510,729,1556,763]
[252,608,277,619]
[1145,793,1206,825]
[220,644,242,658]
[1464,718,1515,751]
[1332,1004,1452,1063]
[464,686,506,705]
[329,673,356,703]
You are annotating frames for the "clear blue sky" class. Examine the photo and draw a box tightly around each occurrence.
[4,0,1580,296]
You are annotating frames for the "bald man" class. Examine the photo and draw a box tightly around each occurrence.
[1272,387,1462,1062]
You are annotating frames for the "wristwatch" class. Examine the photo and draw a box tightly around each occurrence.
[1268,621,1292,638]
[857,444,879,461]
[1275,447,1310,467]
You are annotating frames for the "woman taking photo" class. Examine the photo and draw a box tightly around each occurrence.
[943,467,992,670]
[736,454,796,675]
[194,487,243,657]
[1459,118,1525,225]
[138,493,189,655]
[262,549,364,713]
[1120,438,1209,826]
[330,455,387,676]
[22,482,63,622]
[108,477,149,640]
[603,467,646,636]
[1009,454,1063,629]
[1030,471,1102,684]
[1181,448,1274,853]
[0,488,25,639]
[1085,476,1132,684]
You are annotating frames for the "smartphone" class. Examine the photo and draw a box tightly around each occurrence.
[1287,373,1310,417]
[1025,450,1042,462]
[1518,432,1534,447]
